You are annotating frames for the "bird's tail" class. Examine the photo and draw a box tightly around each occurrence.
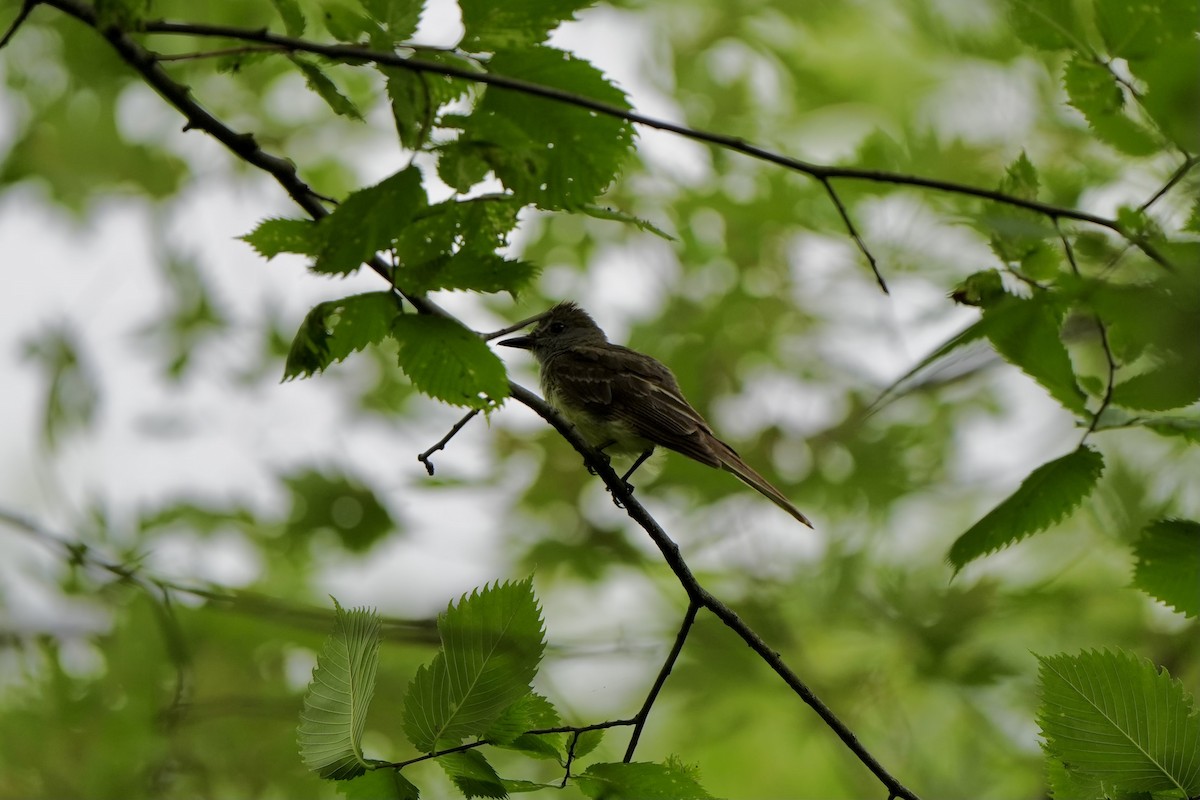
[717,448,813,528]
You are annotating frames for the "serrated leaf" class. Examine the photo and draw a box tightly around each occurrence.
[1144,417,1200,443]
[269,0,306,36]
[389,315,509,409]
[284,292,399,380]
[1112,357,1200,412]
[1004,0,1084,50]
[1037,649,1200,796]
[485,692,561,745]
[449,46,634,209]
[981,294,1087,415]
[1132,36,1200,153]
[324,4,381,42]
[581,206,674,240]
[359,0,422,43]
[572,729,603,761]
[438,751,506,799]
[291,56,364,120]
[336,770,420,800]
[460,0,595,51]
[241,218,321,260]
[503,779,560,793]
[391,196,531,295]
[575,760,716,800]
[402,579,545,752]
[314,167,427,275]
[948,446,1104,572]
[999,151,1039,200]
[1094,0,1194,60]
[1132,519,1200,618]
[404,253,539,296]
[1063,54,1159,156]
[299,601,381,780]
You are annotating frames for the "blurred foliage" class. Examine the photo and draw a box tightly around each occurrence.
[1,0,1198,797]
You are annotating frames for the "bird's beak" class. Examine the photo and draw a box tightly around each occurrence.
[498,335,535,350]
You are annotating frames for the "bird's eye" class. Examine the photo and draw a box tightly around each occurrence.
[548,321,566,334]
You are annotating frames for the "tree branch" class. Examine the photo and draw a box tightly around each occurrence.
[67,5,1176,271]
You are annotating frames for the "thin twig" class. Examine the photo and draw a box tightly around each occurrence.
[561,732,580,787]
[1139,155,1198,212]
[1056,221,1117,441]
[417,409,480,475]
[820,177,887,293]
[624,600,700,762]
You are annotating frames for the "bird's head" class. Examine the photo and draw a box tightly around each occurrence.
[499,301,607,359]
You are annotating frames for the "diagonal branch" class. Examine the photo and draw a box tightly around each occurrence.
[509,384,922,800]
[42,3,1173,271]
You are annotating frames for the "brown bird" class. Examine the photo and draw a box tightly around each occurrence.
[500,302,813,528]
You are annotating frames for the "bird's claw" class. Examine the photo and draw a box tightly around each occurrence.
[606,480,635,509]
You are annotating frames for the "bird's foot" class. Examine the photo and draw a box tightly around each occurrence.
[586,441,615,475]
[606,480,635,509]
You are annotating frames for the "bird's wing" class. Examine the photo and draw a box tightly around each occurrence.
[550,345,723,467]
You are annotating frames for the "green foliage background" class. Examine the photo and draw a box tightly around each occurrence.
[1,0,1197,797]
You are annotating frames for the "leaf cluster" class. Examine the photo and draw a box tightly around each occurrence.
[299,581,717,799]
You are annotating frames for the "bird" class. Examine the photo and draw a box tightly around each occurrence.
[499,301,813,528]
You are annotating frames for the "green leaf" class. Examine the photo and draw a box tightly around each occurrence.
[1062,54,1159,156]
[998,151,1039,200]
[336,770,420,800]
[315,167,427,275]
[21,325,100,448]
[1132,519,1200,618]
[948,446,1104,572]
[404,253,540,296]
[390,315,509,409]
[269,0,306,36]
[485,692,561,745]
[437,751,506,799]
[575,759,716,800]
[391,196,527,293]
[448,46,634,209]
[1094,0,1194,60]
[299,601,381,780]
[1144,416,1200,443]
[323,3,381,42]
[241,218,322,259]
[402,579,545,751]
[1112,357,1200,412]
[283,469,395,553]
[284,292,400,380]
[359,0,422,44]
[572,729,604,761]
[1004,0,1084,50]
[1132,36,1200,153]
[981,294,1087,415]
[1037,649,1200,796]
[291,56,365,120]
[460,0,596,51]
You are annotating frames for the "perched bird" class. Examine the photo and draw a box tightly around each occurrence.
[500,302,813,528]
